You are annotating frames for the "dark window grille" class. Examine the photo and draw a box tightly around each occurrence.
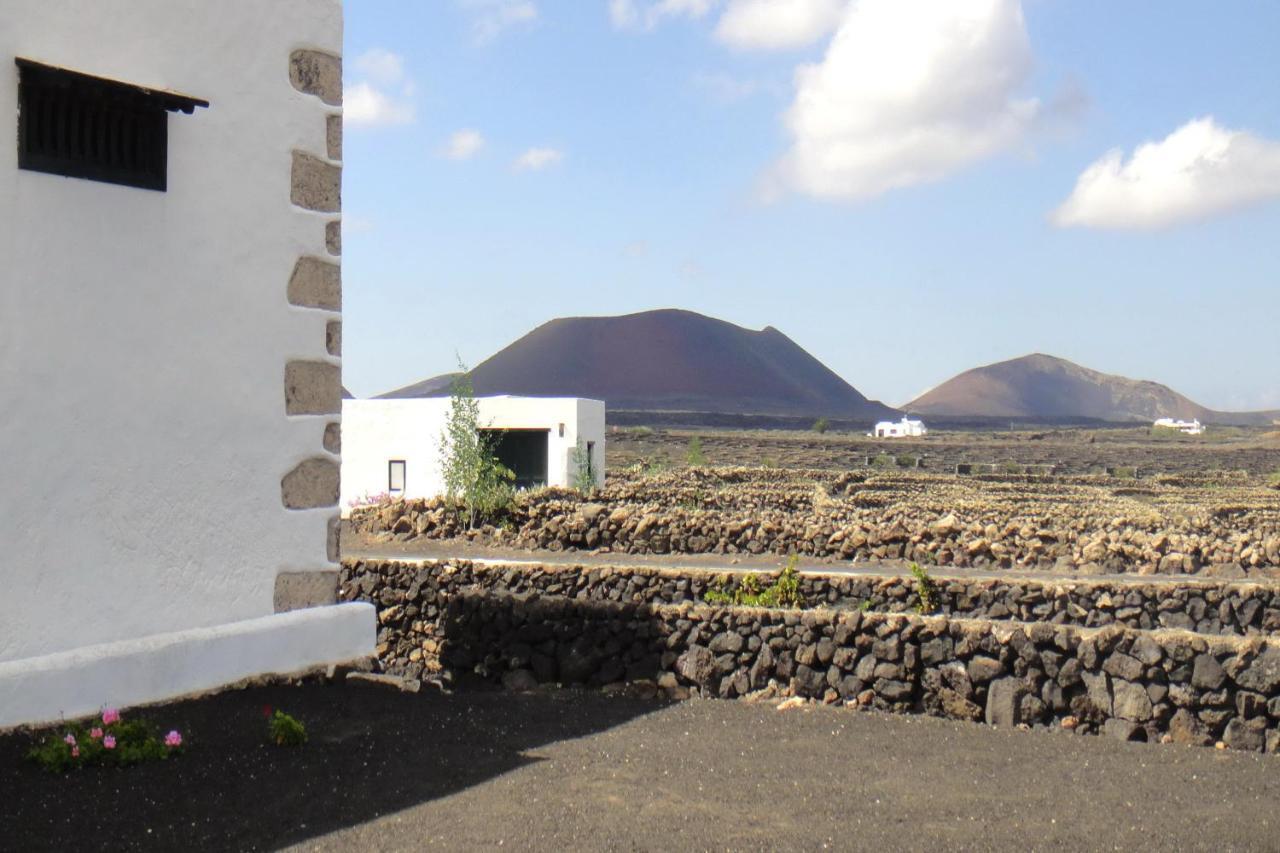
[15,58,208,192]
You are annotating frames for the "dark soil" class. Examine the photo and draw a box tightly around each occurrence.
[0,679,662,852]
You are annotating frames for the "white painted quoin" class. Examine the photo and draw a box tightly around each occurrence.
[0,0,373,728]
[342,397,607,514]
[1153,418,1205,436]
[872,417,928,438]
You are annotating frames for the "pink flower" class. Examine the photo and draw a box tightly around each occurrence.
[103,735,116,750]
[63,733,76,746]
[101,707,120,725]
[89,727,103,740]
[71,745,80,758]
[164,730,183,748]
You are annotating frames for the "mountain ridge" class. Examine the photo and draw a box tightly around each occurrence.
[908,353,1279,426]
[378,308,897,420]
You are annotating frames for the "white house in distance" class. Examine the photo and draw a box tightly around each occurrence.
[342,397,606,513]
[1153,417,1205,435]
[0,0,373,728]
[872,416,929,438]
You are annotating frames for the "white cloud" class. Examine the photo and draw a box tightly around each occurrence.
[443,129,486,160]
[344,82,415,128]
[353,48,406,86]
[1051,117,1280,230]
[461,0,538,43]
[713,0,844,51]
[610,0,717,31]
[513,147,565,171]
[345,49,415,129]
[770,0,1040,202]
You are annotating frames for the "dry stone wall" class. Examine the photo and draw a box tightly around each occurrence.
[349,468,1280,576]
[341,559,1280,752]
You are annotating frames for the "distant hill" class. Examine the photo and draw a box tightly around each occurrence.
[908,353,1279,426]
[379,309,897,421]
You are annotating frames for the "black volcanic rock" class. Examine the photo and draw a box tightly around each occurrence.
[909,353,1278,426]
[379,309,896,419]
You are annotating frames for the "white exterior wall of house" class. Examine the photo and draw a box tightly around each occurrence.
[341,397,607,514]
[1153,418,1204,435]
[873,417,928,438]
[0,0,373,728]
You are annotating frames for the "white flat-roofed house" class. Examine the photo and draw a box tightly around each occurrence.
[341,396,607,514]
[1153,418,1205,435]
[0,0,373,728]
[872,416,928,438]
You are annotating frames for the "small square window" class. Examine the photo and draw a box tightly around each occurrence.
[388,460,406,493]
[15,58,208,191]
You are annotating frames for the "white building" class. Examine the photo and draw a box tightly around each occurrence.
[1153,418,1205,435]
[342,397,606,513]
[872,416,928,438]
[0,0,373,728]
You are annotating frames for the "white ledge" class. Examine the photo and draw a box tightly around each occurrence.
[0,603,375,730]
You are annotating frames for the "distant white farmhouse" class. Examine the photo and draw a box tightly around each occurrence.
[342,397,606,514]
[0,0,373,728]
[1154,417,1205,435]
[872,416,928,438]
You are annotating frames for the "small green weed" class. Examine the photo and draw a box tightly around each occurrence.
[812,417,830,434]
[704,557,803,609]
[267,710,307,747]
[909,562,939,614]
[858,599,872,613]
[686,436,707,466]
[870,453,896,469]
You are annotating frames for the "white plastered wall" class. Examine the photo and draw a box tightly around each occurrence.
[341,397,607,513]
[0,0,343,663]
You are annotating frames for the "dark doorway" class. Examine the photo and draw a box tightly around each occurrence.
[482,429,549,489]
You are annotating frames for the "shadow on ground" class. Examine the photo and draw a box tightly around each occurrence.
[0,681,668,852]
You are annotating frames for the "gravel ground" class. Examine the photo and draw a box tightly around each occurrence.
[291,689,1279,852]
[4,682,1277,852]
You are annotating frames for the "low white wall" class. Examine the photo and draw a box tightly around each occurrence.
[342,397,606,512]
[0,603,375,730]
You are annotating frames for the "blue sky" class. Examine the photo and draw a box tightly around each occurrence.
[341,1,1280,411]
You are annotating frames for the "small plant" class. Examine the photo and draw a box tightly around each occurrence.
[909,562,939,614]
[347,490,394,510]
[1267,470,1280,488]
[1110,466,1137,480]
[812,417,829,434]
[266,707,307,747]
[704,557,803,609]
[896,454,916,468]
[859,599,872,612]
[759,455,779,468]
[1000,461,1024,475]
[26,707,184,773]
[870,453,896,469]
[570,438,598,495]
[686,436,707,466]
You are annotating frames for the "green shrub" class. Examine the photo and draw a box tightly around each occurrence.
[909,562,939,614]
[686,436,707,466]
[896,454,916,468]
[1110,466,1137,479]
[268,710,307,747]
[870,454,895,468]
[812,417,829,434]
[704,557,803,609]
[1267,470,1280,488]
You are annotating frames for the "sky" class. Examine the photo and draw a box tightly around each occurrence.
[341,0,1280,411]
